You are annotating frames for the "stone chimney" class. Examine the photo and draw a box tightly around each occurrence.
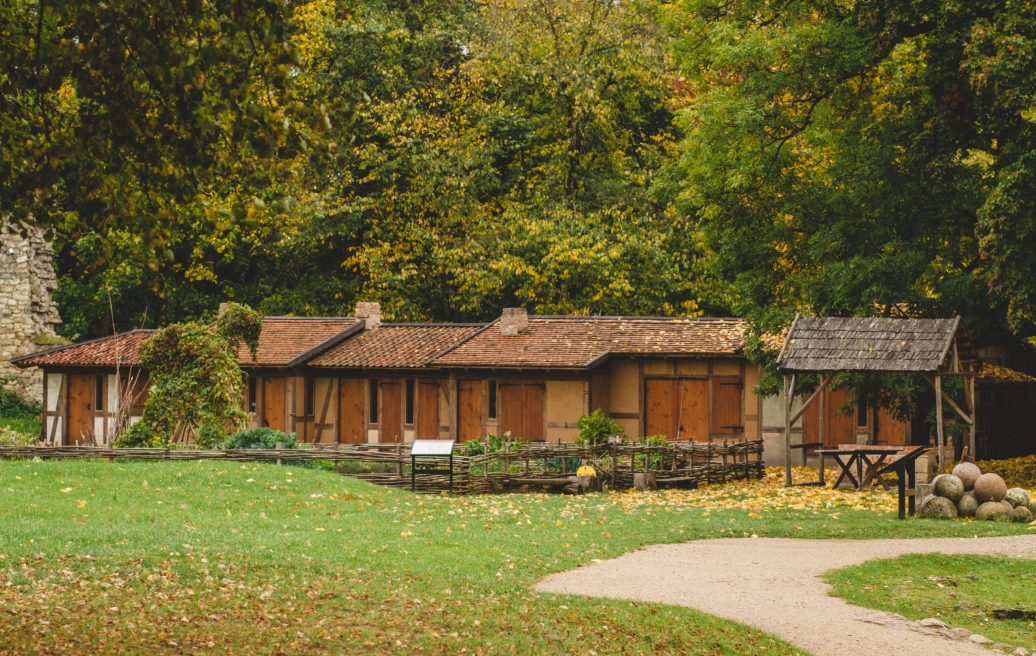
[217,301,233,316]
[500,307,529,336]
[354,301,381,329]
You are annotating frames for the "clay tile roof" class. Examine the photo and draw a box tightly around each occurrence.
[430,317,746,369]
[236,317,362,367]
[777,316,960,373]
[13,317,362,369]
[11,330,155,368]
[308,324,484,369]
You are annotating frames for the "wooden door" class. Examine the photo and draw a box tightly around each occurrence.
[645,379,676,439]
[710,376,743,437]
[826,388,855,446]
[677,378,709,440]
[379,380,402,443]
[417,380,440,439]
[338,378,365,443]
[66,374,94,445]
[876,406,909,446]
[263,377,286,431]
[457,380,483,442]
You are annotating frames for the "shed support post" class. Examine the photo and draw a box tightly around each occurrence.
[934,374,945,473]
[783,374,794,486]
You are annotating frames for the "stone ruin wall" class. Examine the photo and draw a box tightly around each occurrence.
[0,220,61,402]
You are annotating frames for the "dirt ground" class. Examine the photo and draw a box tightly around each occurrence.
[536,535,1036,656]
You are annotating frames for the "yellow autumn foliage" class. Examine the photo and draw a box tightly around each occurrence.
[974,456,1036,489]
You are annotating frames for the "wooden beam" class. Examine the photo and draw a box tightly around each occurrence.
[788,374,832,426]
[922,375,974,426]
[935,375,945,473]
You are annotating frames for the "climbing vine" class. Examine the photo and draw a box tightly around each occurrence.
[116,303,262,448]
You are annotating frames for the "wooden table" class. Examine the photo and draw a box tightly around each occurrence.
[815,445,909,489]
[816,445,928,519]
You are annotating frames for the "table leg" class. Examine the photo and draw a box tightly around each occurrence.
[861,454,890,488]
[833,454,859,489]
[818,452,825,485]
[897,465,906,520]
[907,462,917,516]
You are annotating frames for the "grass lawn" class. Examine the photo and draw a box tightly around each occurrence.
[0,462,1029,655]
[826,554,1036,651]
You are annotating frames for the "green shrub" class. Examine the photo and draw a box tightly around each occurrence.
[576,409,624,446]
[0,426,37,446]
[224,427,297,450]
[461,433,528,456]
[114,421,166,448]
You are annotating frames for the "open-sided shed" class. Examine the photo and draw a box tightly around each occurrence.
[776,315,971,484]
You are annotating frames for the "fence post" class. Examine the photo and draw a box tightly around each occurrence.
[275,441,283,466]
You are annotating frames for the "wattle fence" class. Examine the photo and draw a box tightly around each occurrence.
[0,439,764,495]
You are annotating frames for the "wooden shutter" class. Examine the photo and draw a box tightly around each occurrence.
[499,382,544,441]
[379,380,402,443]
[710,376,743,436]
[457,380,483,442]
[417,380,440,439]
[677,378,709,440]
[338,378,365,443]
[521,383,545,441]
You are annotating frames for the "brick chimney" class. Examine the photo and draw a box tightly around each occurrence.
[354,301,381,329]
[500,307,529,336]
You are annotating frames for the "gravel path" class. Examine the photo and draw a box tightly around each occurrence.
[536,535,1036,656]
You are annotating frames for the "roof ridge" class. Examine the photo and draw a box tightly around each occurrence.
[527,315,744,321]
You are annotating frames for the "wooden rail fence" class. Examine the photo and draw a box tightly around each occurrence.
[0,439,764,495]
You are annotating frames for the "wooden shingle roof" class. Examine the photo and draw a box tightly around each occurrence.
[430,317,746,369]
[307,324,484,369]
[777,316,960,373]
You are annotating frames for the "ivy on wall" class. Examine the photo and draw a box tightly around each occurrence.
[116,304,262,448]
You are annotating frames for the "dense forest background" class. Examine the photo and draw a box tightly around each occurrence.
[2,0,1034,346]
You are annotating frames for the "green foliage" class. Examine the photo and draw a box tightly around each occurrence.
[461,434,529,456]
[224,427,297,450]
[662,0,1036,341]
[576,410,625,446]
[0,377,41,420]
[215,303,264,361]
[122,309,258,448]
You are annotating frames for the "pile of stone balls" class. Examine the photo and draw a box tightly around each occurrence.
[919,462,1035,522]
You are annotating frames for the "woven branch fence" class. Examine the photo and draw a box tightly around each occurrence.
[0,439,764,495]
